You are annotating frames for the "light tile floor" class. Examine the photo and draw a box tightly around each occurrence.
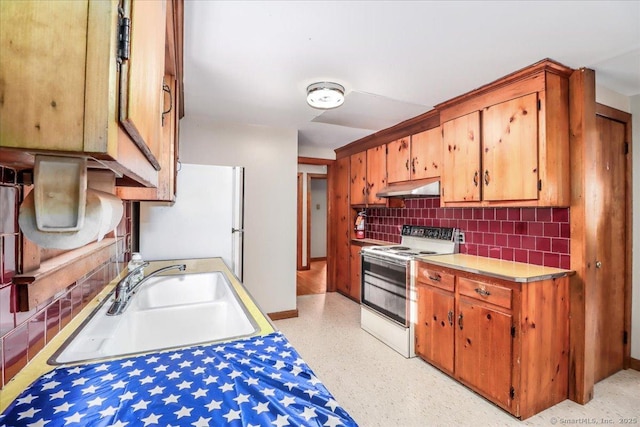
[274,293,640,427]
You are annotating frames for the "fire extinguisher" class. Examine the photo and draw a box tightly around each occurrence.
[355,210,366,239]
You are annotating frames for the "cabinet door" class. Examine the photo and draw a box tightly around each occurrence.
[455,296,513,409]
[387,137,410,183]
[411,128,442,180]
[334,157,351,294]
[366,145,387,205]
[442,112,481,202]
[350,152,367,205]
[415,284,454,374]
[119,0,167,171]
[0,0,102,152]
[482,93,538,201]
[349,245,362,302]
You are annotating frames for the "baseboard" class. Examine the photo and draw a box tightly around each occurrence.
[630,357,640,371]
[296,265,310,271]
[268,309,299,321]
[310,257,327,262]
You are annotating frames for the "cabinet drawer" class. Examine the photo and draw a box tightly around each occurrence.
[458,277,512,309]
[416,265,454,292]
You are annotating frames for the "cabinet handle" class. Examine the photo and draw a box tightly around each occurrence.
[427,273,441,282]
[474,288,491,297]
[484,169,490,186]
[473,171,479,187]
[411,158,416,174]
[447,310,453,326]
[162,82,172,126]
[405,159,409,171]
[458,313,463,330]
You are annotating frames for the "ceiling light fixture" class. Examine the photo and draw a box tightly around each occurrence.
[306,82,345,109]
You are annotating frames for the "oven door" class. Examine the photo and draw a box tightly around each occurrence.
[361,253,409,326]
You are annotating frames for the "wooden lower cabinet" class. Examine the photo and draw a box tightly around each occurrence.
[348,245,361,302]
[415,261,569,419]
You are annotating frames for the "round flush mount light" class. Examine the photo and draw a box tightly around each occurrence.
[306,82,345,109]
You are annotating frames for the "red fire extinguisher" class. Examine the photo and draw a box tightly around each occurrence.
[355,210,366,239]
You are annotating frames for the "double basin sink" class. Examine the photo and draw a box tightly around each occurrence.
[51,270,259,364]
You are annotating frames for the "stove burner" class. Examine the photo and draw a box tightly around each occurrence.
[389,246,410,250]
[419,251,437,255]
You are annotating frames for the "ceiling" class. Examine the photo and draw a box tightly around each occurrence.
[183,1,640,153]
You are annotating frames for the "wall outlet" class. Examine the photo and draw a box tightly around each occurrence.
[457,231,465,244]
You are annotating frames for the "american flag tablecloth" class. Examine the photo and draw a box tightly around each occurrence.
[1,332,358,426]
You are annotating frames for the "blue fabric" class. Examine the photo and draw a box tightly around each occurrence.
[1,332,358,426]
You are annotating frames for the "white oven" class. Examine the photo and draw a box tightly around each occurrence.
[360,225,458,358]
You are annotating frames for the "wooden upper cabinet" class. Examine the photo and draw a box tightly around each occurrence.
[387,129,442,184]
[482,93,538,201]
[0,0,181,192]
[386,137,411,183]
[438,59,571,207]
[350,151,367,205]
[442,112,481,203]
[366,145,387,205]
[411,127,442,180]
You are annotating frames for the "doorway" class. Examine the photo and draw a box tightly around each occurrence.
[297,159,332,295]
[593,104,631,381]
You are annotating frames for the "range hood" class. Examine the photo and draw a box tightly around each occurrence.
[375,177,441,198]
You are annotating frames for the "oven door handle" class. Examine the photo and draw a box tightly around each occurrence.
[361,253,408,268]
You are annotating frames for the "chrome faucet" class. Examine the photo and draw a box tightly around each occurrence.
[107,263,187,316]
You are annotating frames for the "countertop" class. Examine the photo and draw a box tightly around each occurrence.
[0,257,276,411]
[416,253,573,283]
[351,238,394,246]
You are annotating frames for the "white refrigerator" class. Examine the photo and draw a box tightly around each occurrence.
[139,163,244,280]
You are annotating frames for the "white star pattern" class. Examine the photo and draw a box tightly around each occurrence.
[16,393,38,405]
[53,402,73,413]
[17,407,40,420]
[41,381,60,391]
[63,411,85,424]
[205,399,222,411]
[2,332,356,427]
[99,406,118,417]
[49,389,70,400]
[131,399,150,411]
[163,394,180,404]
[71,377,88,386]
[252,401,269,414]
[273,414,290,427]
[191,388,207,398]
[192,416,211,427]
[86,396,106,407]
[222,409,241,422]
[300,406,317,421]
[233,394,250,405]
[174,406,193,419]
[141,413,162,426]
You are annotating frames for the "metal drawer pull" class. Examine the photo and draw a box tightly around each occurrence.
[473,171,479,187]
[447,310,453,326]
[458,313,463,330]
[475,288,491,297]
[427,274,441,282]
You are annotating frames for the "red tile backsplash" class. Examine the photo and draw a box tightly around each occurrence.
[365,197,570,269]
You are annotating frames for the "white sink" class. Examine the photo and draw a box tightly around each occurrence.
[51,271,258,364]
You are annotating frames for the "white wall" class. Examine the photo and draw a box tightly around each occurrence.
[179,116,298,314]
[298,145,336,160]
[630,94,640,360]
